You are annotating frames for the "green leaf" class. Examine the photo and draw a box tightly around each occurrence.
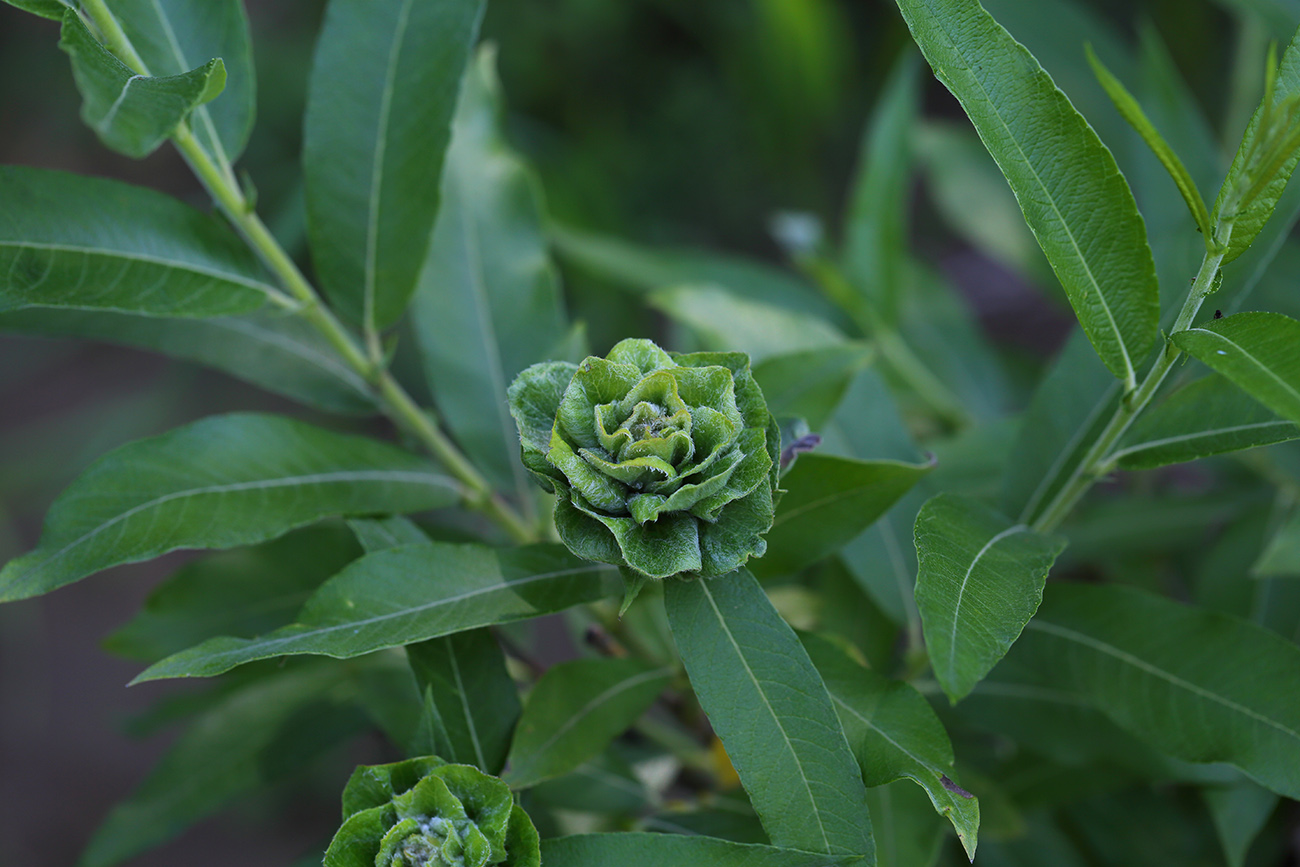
[79,663,367,867]
[866,782,946,867]
[134,542,619,680]
[0,0,69,19]
[914,493,1067,703]
[1086,44,1213,238]
[1254,503,1300,576]
[347,515,429,553]
[895,0,1160,389]
[528,748,651,814]
[843,51,920,324]
[505,657,672,789]
[0,308,377,414]
[664,569,875,858]
[752,345,874,429]
[803,633,979,860]
[540,833,867,867]
[412,48,568,497]
[650,283,851,362]
[0,166,274,316]
[103,0,256,162]
[408,628,520,774]
[1111,374,1300,469]
[104,525,362,662]
[1019,582,1300,798]
[1002,330,1122,524]
[304,0,485,328]
[1202,779,1278,867]
[0,413,458,602]
[59,10,225,158]
[755,453,931,578]
[1172,312,1300,424]
[1214,24,1300,262]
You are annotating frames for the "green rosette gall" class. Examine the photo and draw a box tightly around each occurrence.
[508,338,780,580]
[324,757,540,867]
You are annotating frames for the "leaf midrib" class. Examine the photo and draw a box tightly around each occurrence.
[1111,420,1297,462]
[0,240,276,296]
[1184,327,1300,410]
[944,523,1030,686]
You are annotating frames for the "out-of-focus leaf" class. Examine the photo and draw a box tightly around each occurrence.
[1202,779,1278,867]
[755,453,931,578]
[303,0,484,328]
[753,345,873,429]
[0,0,68,19]
[539,834,867,867]
[803,633,979,859]
[104,525,362,662]
[135,543,619,681]
[104,0,256,161]
[527,748,651,814]
[1019,582,1300,798]
[347,515,428,553]
[1172,312,1300,424]
[59,11,224,158]
[842,51,920,324]
[79,663,366,867]
[1111,374,1300,469]
[866,782,945,867]
[413,49,568,498]
[0,166,273,316]
[1002,330,1122,524]
[1254,503,1300,576]
[914,494,1066,702]
[650,283,850,362]
[664,569,875,857]
[505,657,671,789]
[0,413,458,602]
[896,0,1160,389]
[1214,25,1300,263]
[0,308,376,414]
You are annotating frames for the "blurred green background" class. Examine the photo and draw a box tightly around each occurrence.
[0,0,1295,864]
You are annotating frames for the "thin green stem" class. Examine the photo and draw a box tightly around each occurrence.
[78,3,535,544]
[1032,242,1228,533]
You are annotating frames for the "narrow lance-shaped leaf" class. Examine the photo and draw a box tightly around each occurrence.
[0,166,276,317]
[803,633,979,860]
[1214,24,1300,262]
[1202,780,1278,867]
[843,50,920,324]
[59,10,225,158]
[135,542,620,681]
[1017,582,1300,799]
[101,0,257,162]
[895,0,1160,389]
[504,657,672,789]
[1109,373,1300,470]
[1254,504,1300,577]
[664,569,876,859]
[754,453,932,578]
[1086,44,1212,237]
[1171,311,1300,424]
[914,493,1067,703]
[412,47,569,497]
[0,307,376,414]
[0,413,459,602]
[304,0,485,329]
[540,834,868,867]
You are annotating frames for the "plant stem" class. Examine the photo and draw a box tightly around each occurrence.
[80,2,536,545]
[1031,242,1228,534]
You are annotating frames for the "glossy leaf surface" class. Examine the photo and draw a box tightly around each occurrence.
[1171,312,1300,424]
[0,166,273,316]
[914,493,1066,703]
[803,633,979,859]
[59,11,225,158]
[0,413,457,602]
[505,657,672,788]
[136,543,619,680]
[304,0,484,327]
[665,569,875,859]
[896,0,1159,387]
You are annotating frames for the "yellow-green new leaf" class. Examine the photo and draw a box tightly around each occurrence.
[59,10,225,158]
[895,0,1159,389]
[1171,312,1300,424]
[914,493,1067,703]
[1086,44,1212,238]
